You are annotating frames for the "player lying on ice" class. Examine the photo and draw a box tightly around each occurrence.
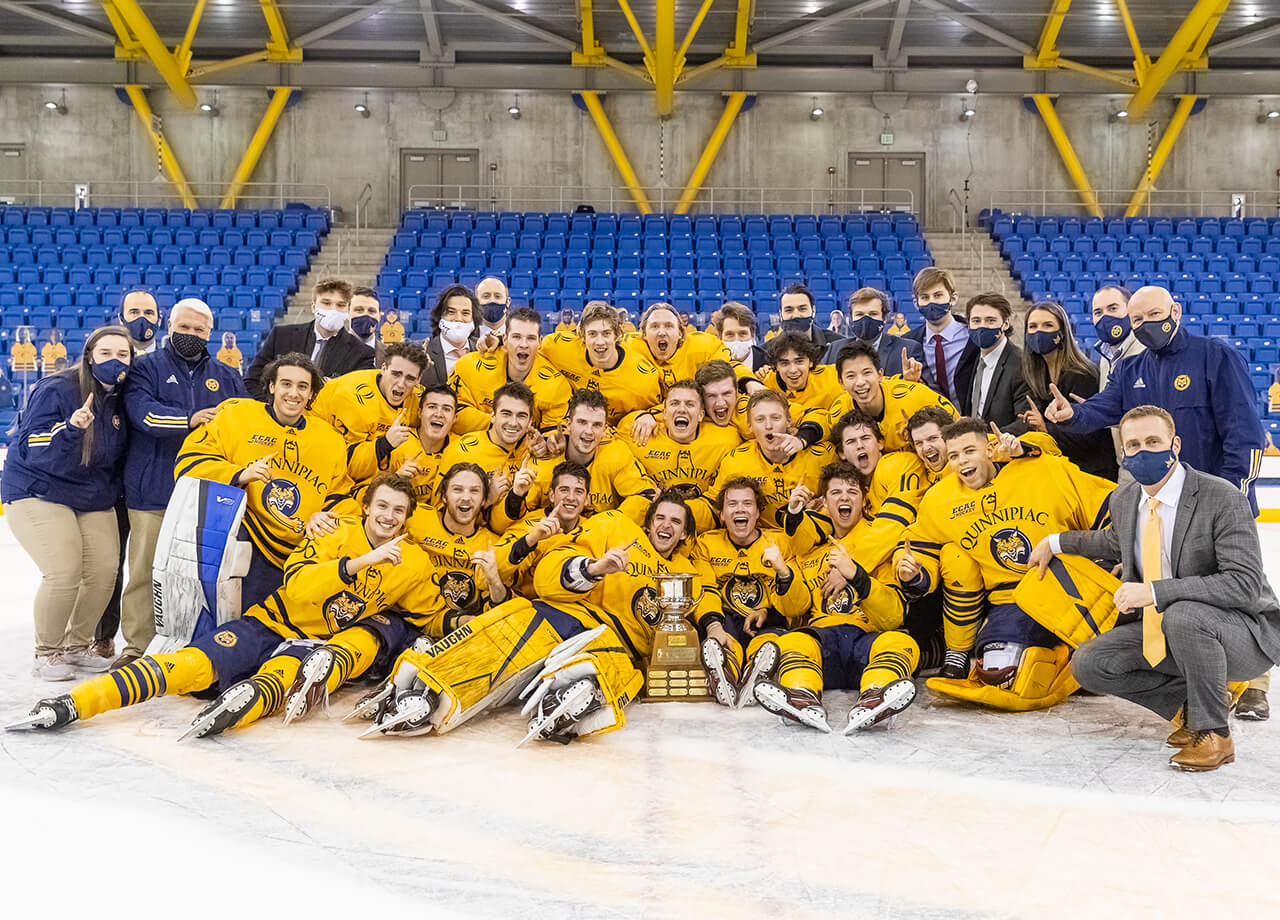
[8,473,441,738]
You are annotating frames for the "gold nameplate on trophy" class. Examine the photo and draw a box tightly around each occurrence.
[644,572,711,702]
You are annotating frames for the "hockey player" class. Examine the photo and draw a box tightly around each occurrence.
[753,461,920,734]
[505,389,656,526]
[10,474,431,738]
[379,384,458,507]
[904,406,956,483]
[694,477,809,707]
[439,381,536,530]
[450,306,571,450]
[758,332,844,424]
[705,389,832,527]
[620,378,742,532]
[894,417,1114,710]
[821,341,957,452]
[406,461,507,639]
[309,342,429,482]
[539,301,663,425]
[356,490,713,744]
[635,302,747,392]
[695,359,753,440]
[494,460,591,598]
[173,353,353,609]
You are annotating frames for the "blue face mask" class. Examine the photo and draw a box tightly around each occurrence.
[91,358,129,387]
[1133,314,1178,352]
[918,302,951,323]
[1025,330,1063,355]
[849,315,884,342]
[350,315,378,338]
[1122,448,1178,486]
[781,316,813,335]
[968,326,1002,350]
[123,315,157,344]
[1094,314,1130,346]
[481,301,508,325]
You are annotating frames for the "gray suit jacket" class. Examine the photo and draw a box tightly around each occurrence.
[1059,465,1280,660]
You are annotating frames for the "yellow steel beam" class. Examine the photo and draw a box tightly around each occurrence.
[1186,0,1230,64]
[1125,94,1198,218]
[259,0,302,60]
[580,91,652,214]
[104,1,198,107]
[1124,0,1227,119]
[1053,56,1138,88]
[728,0,751,59]
[576,0,605,63]
[675,91,747,214]
[102,2,143,59]
[1114,0,1149,80]
[175,0,207,72]
[675,0,716,79]
[614,0,655,76]
[1030,94,1103,219]
[1033,0,1072,64]
[220,87,294,209]
[653,0,675,116]
[124,85,197,208]
[189,50,271,80]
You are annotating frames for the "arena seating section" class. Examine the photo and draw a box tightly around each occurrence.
[986,213,1280,437]
[0,203,329,439]
[376,209,932,334]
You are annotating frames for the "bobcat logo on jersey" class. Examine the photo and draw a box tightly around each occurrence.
[632,585,662,626]
[264,479,304,532]
[826,584,856,615]
[437,570,478,611]
[991,527,1033,569]
[724,574,764,611]
[323,591,366,630]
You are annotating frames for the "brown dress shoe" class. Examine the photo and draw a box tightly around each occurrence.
[1169,731,1235,772]
[1166,706,1192,747]
[1233,688,1270,721]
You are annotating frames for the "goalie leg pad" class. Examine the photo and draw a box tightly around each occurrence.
[941,543,985,656]
[927,644,1076,711]
[518,625,644,744]
[1013,556,1123,649]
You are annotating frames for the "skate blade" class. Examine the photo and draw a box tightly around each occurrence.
[700,640,737,708]
[282,686,327,726]
[516,682,594,749]
[357,697,433,739]
[177,684,255,742]
[734,644,779,711]
[844,680,917,735]
[5,712,54,731]
[753,684,832,734]
[282,652,333,726]
[343,684,392,723]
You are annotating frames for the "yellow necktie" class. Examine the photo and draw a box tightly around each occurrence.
[1141,500,1165,666]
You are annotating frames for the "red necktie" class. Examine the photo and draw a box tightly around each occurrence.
[932,334,950,399]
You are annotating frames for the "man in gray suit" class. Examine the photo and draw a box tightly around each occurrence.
[1030,405,1279,772]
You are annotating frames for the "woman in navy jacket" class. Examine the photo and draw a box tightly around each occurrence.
[2,325,134,680]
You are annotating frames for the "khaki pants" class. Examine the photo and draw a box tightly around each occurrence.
[121,508,165,658]
[6,498,121,656]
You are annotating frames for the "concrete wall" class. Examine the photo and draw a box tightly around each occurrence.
[1,84,1277,228]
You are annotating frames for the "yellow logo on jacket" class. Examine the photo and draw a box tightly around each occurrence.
[206,379,220,392]
[1173,374,1190,391]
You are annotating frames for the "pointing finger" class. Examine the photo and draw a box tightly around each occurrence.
[82,393,94,411]
[989,421,1002,437]
[1069,393,1086,403]
[1049,383,1066,403]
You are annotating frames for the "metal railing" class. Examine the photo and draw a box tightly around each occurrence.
[353,183,373,245]
[404,184,916,215]
[989,187,1280,218]
[0,179,331,211]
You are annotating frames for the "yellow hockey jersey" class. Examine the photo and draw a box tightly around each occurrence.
[538,333,663,424]
[449,351,571,434]
[379,434,454,508]
[493,512,573,599]
[520,439,656,521]
[822,378,957,453]
[621,421,742,531]
[309,369,422,482]
[438,430,532,494]
[533,510,716,662]
[407,507,501,638]
[691,529,810,632]
[901,452,1114,604]
[705,441,834,528]
[759,364,846,424]
[638,329,751,393]
[175,399,352,568]
[793,526,906,634]
[245,518,434,639]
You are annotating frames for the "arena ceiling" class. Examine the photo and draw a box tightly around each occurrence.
[1,1,1279,97]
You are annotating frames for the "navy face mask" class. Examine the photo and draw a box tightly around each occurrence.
[918,302,951,323]
[1133,314,1178,352]
[1122,448,1177,486]
[123,315,158,344]
[1025,330,1063,355]
[481,301,508,325]
[968,326,1001,350]
[350,315,379,338]
[781,316,813,335]
[849,316,884,342]
[1094,314,1130,346]
[91,358,129,387]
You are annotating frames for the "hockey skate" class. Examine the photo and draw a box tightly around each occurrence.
[6,695,79,731]
[359,662,438,738]
[940,650,970,680]
[844,679,917,734]
[701,638,740,707]
[752,681,831,733]
[282,646,336,725]
[734,640,780,710]
[519,677,603,746]
[179,680,262,741]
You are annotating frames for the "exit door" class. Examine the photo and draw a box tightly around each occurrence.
[400,149,481,211]
[0,146,26,201]
[847,152,926,222]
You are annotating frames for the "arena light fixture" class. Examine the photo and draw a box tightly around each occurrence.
[508,95,521,119]
[959,103,975,122]
[809,97,824,121]
[199,91,219,117]
[354,92,371,118]
[1257,105,1280,124]
[44,89,67,115]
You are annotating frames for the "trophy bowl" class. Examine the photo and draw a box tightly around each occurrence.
[654,572,695,617]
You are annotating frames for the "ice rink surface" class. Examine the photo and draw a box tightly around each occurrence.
[2,521,1280,920]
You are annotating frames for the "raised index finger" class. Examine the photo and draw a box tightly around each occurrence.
[989,421,1002,437]
[82,393,95,411]
[1049,383,1065,402]
[902,539,913,556]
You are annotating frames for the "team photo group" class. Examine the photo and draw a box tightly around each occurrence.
[5,267,1276,773]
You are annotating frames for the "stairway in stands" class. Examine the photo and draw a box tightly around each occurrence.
[926,230,1035,317]
[286,226,397,320]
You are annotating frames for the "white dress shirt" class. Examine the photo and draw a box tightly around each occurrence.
[443,341,470,377]
[971,336,1007,417]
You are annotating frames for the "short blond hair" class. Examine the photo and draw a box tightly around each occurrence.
[1119,405,1175,437]
[579,301,622,337]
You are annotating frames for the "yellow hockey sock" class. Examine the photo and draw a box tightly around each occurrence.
[861,631,920,691]
[772,632,823,695]
[721,634,745,685]
[328,627,383,693]
[231,655,301,729]
[941,543,984,653]
[69,649,216,721]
